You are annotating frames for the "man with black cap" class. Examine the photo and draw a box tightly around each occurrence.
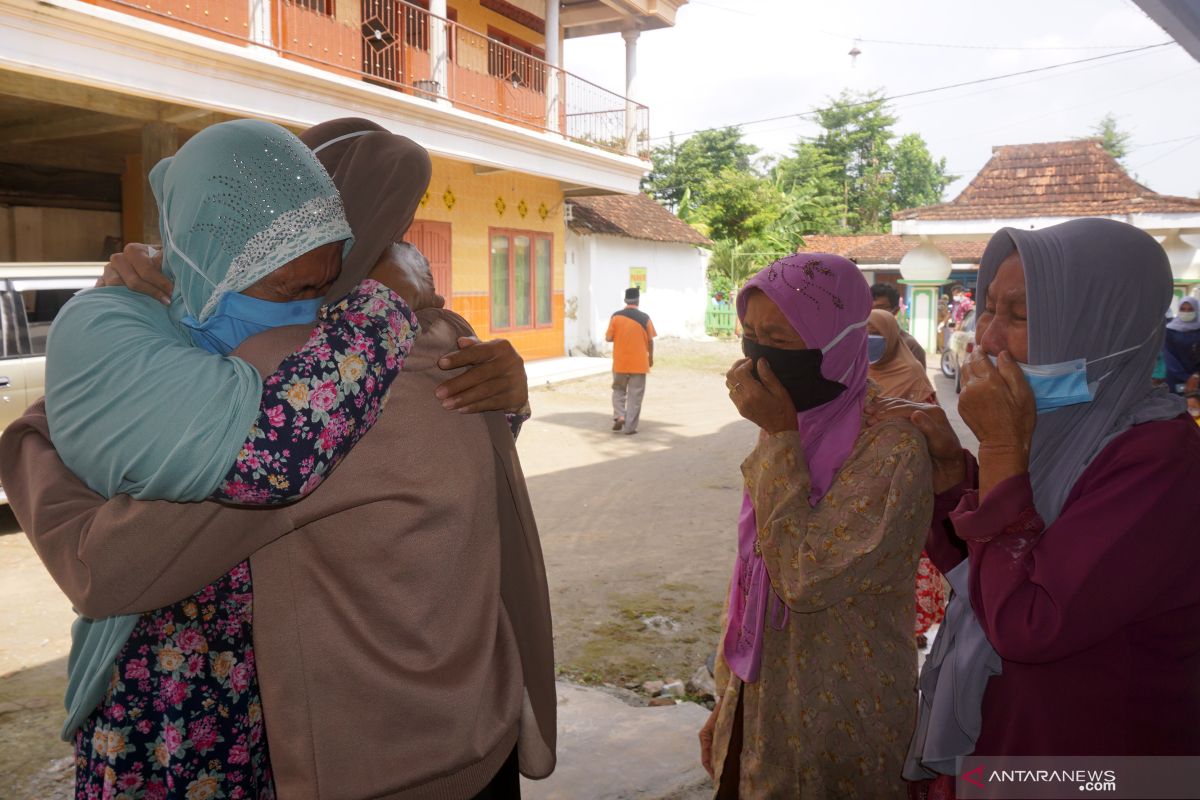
[606,286,657,434]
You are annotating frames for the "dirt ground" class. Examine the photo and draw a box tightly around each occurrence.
[516,337,750,691]
[0,337,965,796]
[0,507,78,798]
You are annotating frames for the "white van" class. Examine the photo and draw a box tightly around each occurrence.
[0,262,105,502]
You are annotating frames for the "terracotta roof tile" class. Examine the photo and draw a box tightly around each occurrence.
[567,193,712,246]
[802,234,985,265]
[895,140,1200,221]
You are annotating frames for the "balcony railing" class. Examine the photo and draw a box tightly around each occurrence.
[81,0,650,158]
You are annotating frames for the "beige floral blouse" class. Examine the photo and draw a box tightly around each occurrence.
[711,416,933,798]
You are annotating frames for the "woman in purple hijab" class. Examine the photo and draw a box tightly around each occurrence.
[698,253,933,798]
[870,218,1200,799]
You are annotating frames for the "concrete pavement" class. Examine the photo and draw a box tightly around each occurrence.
[521,683,711,800]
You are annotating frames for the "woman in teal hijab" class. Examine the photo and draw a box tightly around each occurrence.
[41,119,425,797]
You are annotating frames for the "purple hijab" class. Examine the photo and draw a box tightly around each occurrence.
[723,253,872,683]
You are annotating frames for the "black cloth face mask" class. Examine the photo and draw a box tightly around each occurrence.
[742,338,847,412]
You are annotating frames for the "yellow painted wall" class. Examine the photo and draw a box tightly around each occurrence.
[334,0,361,28]
[452,2,546,48]
[419,155,564,359]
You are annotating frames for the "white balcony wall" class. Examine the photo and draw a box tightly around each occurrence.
[0,0,646,194]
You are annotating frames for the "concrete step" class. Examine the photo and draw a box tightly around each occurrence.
[522,681,712,800]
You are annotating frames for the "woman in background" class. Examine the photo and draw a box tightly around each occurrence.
[867,308,945,647]
[869,308,936,404]
[1164,295,1200,393]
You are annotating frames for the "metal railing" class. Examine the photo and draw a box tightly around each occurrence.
[83,0,650,158]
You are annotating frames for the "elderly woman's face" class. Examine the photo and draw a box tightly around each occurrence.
[742,290,808,349]
[242,241,343,302]
[976,252,1030,363]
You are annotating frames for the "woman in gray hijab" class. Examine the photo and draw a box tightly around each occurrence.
[868,218,1200,798]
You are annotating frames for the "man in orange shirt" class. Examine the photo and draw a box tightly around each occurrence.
[606,287,657,435]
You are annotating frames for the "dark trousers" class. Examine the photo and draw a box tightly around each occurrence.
[471,747,520,800]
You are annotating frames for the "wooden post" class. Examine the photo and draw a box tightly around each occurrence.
[121,154,143,249]
[140,122,178,244]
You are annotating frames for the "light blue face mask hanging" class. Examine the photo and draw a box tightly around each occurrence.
[989,335,1149,414]
[867,335,887,364]
[181,293,323,355]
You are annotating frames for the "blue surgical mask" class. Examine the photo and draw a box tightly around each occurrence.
[987,335,1148,414]
[1008,358,1093,414]
[181,292,323,355]
[867,335,887,364]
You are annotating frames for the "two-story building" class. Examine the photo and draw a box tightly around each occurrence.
[0,0,686,358]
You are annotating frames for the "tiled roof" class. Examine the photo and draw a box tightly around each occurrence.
[802,234,985,265]
[894,140,1200,221]
[567,193,712,246]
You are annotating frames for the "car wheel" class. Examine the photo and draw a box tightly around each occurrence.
[940,350,955,378]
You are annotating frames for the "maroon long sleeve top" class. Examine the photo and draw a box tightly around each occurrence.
[927,415,1200,757]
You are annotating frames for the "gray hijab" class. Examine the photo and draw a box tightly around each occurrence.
[905,218,1184,779]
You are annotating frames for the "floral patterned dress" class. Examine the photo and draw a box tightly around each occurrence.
[914,552,948,637]
[711,418,933,798]
[74,280,417,799]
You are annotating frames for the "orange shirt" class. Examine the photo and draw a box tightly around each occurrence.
[606,308,657,374]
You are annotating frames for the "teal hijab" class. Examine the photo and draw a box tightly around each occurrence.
[43,118,352,738]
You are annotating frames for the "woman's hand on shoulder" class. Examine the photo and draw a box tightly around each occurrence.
[97,243,172,306]
[435,336,528,414]
[865,396,966,493]
[726,357,798,435]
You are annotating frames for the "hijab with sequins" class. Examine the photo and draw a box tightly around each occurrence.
[43,119,354,742]
[46,119,353,502]
[724,253,872,683]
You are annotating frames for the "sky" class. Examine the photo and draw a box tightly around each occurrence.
[562,0,1200,200]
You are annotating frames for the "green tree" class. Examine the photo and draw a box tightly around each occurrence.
[642,127,758,210]
[814,89,897,231]
[697,167,782,244]
[1086,112,1132,162]
[892,133,956,212]
[648,90,953,258]
[771,90,953,232]
[772,141,846,235]
[706,239,761,298]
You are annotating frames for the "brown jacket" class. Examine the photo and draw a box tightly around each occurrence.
[0,309,555,799]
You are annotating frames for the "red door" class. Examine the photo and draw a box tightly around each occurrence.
[404,220,452,306]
